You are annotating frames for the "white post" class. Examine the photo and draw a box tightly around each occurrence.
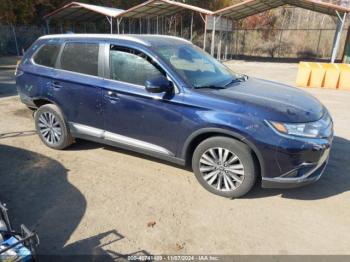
[203,15,207,50]
[106,16,113,34]
[211,16,217,56]
[111,17,113,34]
[46,19,50,34]
[190,12,194,41]
[147,17,150,34]
[180,15,183,37]
[139,18,142,34]
[218,16,222,60]
[11,25,19,56]
[331,12,347,63]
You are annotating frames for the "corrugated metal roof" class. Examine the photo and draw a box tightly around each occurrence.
[214,0,350,19]
[44,0,350,22]
[44,2,124,21]
[117,0,213,18]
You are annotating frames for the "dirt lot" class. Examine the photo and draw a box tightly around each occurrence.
[0,62,350,258]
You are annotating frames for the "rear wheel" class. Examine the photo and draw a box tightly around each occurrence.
[192,136,257,198]
[34,104,73,150]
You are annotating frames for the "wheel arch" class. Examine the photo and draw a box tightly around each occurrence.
[32,97,69,123]
[182,128,265,178]
[32,97,55,108]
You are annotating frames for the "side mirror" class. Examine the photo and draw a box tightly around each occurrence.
[145,76,173,93]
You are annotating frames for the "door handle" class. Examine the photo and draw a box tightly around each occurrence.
[106,90,119,101]
[51,81,63,89]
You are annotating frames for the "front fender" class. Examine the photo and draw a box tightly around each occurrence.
[181,126,266,178]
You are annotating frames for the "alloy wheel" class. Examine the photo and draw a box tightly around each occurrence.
[199,147,245,192]
[38,112,62,145]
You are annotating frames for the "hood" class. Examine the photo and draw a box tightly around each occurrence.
[203,78,325,123]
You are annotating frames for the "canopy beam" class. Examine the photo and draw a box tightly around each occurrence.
[331,11,347,63]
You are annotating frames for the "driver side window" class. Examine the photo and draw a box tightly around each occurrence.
[109,45,164,86]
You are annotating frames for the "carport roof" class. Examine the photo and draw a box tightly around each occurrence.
[117,0,213,18]
[44,2,124,21]
[214,0,350,20]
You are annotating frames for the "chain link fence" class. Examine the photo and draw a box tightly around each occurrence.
[230,28,348,60]
[0,23,348,61]
[0,25,48,56]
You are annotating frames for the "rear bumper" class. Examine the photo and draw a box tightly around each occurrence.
[262,149,329,189]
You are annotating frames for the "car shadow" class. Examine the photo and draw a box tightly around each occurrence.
[245,136,350,200]
[0,144,149,259]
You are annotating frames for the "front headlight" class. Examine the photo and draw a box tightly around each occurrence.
[267,114,332,138]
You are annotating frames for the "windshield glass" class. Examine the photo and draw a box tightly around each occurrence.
[156,44,238,89]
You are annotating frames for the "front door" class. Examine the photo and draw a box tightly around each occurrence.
[102,44,184,156]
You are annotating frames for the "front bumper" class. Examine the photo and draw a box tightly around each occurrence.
[262,147,330,188]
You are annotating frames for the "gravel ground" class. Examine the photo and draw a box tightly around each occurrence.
[0,62,349,258]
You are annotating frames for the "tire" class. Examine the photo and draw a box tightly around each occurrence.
[192,136,257,198]
[34,104,73,150]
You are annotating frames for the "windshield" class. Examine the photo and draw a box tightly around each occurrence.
[156,44,239,89]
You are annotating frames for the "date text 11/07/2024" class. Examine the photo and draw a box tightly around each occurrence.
[127,255,220,261]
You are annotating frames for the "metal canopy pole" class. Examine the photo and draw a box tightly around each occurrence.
[157,16,159,34]
[211,15,220,56]
[139,18,142,34]
[106,16,113,34]
[217,16,222,60]
[190,12,194,41]
[46,19,50,34]
[180,14,183,37]
[117,18,120,34]
[203,15,207,50]
[331,11,347,63]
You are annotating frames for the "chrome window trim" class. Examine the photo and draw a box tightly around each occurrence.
[31,57,106,81]
[69,122,174,156]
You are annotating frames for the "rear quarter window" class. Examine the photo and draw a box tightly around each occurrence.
[33,43,61,68]
[60,42,99,76]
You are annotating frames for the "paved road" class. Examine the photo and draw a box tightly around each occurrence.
[0,63,349,257]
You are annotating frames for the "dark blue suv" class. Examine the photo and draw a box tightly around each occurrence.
[16,34,333,198]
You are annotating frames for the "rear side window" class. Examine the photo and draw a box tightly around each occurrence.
[109,45,164,86]
[60,42,99,76]
[33,43,61,68]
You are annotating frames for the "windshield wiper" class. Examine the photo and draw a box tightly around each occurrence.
[194,85,225,90]
[224,75,249,87]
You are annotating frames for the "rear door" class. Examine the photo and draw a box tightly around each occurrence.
[53,41,104,129]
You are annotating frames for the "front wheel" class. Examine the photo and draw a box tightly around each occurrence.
[192,136,257,198]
